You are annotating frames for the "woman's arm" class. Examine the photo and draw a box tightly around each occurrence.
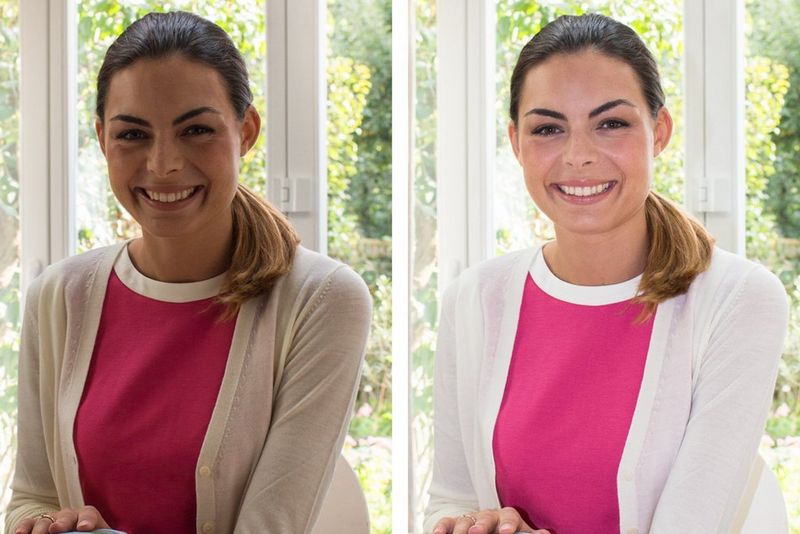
[5,279,61,531]
[233,266,371,534]
[650,264,789,532]
[424,281,482,532]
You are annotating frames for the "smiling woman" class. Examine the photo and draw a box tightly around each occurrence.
[5,11,371,534]
[426,13,789,534]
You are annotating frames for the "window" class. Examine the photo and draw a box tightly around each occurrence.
[745,0,800,526]
[326,0,393,531]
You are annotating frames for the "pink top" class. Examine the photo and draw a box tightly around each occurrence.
[74,246,235,534]
[493,250,655,534]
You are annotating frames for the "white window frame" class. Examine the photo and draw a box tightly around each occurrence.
[436,0,746,274]
[19,0,77,297]
[19,0,328,304]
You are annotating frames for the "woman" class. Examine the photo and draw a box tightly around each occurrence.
[425,13,788,534]
[7,11,371,534]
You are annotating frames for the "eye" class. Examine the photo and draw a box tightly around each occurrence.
[182,125,215,136]
[531,124,562,137]
[116,129,148,141]
[599,119,629,130]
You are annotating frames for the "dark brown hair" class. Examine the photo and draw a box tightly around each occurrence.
[97,11,299,317]
[509,13,713,313]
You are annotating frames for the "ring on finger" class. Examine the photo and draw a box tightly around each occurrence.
[35,513,56,523]
[460,513,478,525]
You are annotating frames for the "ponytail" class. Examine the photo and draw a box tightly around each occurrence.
[216,183,300,320]
[636,190,715,316]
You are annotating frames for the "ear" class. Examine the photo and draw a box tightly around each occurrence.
[508,120,522,163]
[239,106,262,156]
[96,119,107,157]
[652,106,673,157]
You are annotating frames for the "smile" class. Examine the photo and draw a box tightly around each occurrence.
[143,187,199,203]
[556,182,613,197]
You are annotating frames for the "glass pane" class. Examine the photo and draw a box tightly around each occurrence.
[0,0,20,520]
[75,1,267,251]
[494,0,685,255]
[745,0,800,529]
[411,0,438,530]
[326,1,392,532]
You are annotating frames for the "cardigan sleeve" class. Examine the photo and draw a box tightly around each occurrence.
[650,264,789,532]
[423,281,482,533]
[233,265,371,534]
[5,277,61,532]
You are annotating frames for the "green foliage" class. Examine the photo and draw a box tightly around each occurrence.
[326,1,392,532]
[748,0,800,239]
[328,0,392,240]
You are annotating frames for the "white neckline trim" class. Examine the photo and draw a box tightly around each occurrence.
[113,242,227,302]
[530,245,642,306]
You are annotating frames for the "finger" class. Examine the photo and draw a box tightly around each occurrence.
[13,518,35,534]
[432,517,456,534]
[492,506,527,534]
[453,514,480,534]
[31,516,57,534]
[468,509,500,534]
[47,509,80,534]
[75,506,109,530]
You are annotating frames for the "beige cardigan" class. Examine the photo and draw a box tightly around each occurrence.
[6,242,372,534]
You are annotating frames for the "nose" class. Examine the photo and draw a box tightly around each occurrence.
[563,130,597,168]
[147,136,184,177]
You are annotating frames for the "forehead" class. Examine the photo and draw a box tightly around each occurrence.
[520,50,645,111]
[104,55,234,119]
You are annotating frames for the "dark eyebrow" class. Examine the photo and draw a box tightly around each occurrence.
[108,107,221,127]
[172,106,221,125]
[523,99,636,121]
[109,114,150,127]
[588,99,634,118]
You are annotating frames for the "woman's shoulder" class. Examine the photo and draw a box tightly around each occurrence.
[446,246,539,295]
[279,245,371,305]
[689,246,788,315]
[27,243,124,301]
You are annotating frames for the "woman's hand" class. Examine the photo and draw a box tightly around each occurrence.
[14,506,110,534]
[432,507,549,534]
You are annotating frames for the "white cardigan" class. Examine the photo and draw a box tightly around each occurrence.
[7,242,372,534]
[424,245,788,534]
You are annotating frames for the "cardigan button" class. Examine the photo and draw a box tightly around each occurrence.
[202,521,214,533]
[627,529,639,534]
[622,470,634,482]
[199,465,212,477]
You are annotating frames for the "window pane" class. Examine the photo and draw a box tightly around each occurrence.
[745,0,800,528]
[75,1,267,251]
[326,0,392,532]
[0,0,20,520]
[411,0,438,530]
[494,0,685,255]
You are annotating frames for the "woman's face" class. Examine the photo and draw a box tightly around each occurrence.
[508,49,672,242]
[96,54,259,242]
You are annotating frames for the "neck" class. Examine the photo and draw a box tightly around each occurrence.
[544,213,649,286]
[128,218,234,283]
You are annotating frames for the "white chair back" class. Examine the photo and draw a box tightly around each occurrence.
[311,455,370,534]
[735,454,788,533]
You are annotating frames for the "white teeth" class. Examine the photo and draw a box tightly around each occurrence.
[145,187,197,203]
[557,182,611,197]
